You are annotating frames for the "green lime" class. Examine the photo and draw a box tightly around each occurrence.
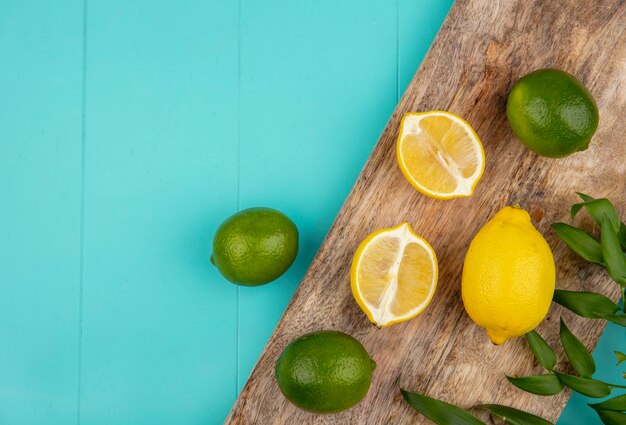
[275,330,376,414]
[211,207,298,286]
[506,68,599,158]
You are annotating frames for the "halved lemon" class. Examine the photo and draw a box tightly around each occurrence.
[350,223,438,327]
[396,111,485,199]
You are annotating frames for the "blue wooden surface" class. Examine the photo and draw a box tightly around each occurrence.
[0,1,623,424]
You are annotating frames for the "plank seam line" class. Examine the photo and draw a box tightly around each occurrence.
[235,0,242,398]
[77,0,88,423]
[396,0,400,102]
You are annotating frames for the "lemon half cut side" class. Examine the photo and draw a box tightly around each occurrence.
[397,111,485,200]
[350,223,438,327]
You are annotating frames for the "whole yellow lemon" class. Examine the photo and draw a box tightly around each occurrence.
[462,205,555,345]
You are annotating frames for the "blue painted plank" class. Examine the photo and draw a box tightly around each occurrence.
[398,0,453,98]
[79,1,239,423]
[0,1,83,424]
[236,0,399,393]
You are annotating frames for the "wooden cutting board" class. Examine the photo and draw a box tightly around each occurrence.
[227,0,626,423]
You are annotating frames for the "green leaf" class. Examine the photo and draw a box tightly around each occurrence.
[595,410,626,425]
[552,223,605,266]
[559,318,595,378]
[577,192,595,202]
[601,215,626,286]
[616,352,626,365]
[475,404,554,425]
[589,394,626,412]
[553,290,620,318]
[619,222,626,249]
[553,372,612,398]
[506,374,564,396]
[525,331,557,370]
[603,315,626,327]
[400,388,485,425]
[572,194,621,233]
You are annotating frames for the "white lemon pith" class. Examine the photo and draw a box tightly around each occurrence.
[351,223,438,327]
[461,206,556,345]
[397,111,485,200]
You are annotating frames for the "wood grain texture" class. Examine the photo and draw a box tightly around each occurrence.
[227,0,626,423]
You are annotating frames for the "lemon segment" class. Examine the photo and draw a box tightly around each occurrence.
[350,223,438,327]
[397,111,485,199]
